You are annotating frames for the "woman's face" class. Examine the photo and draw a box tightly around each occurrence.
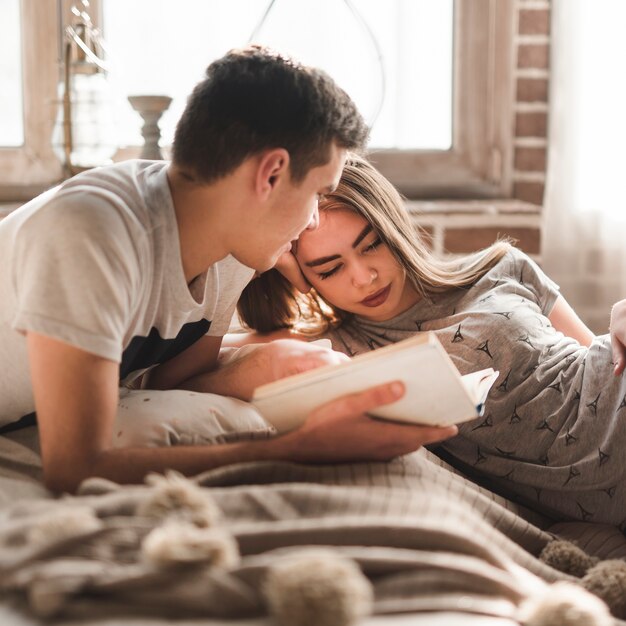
[295,208,419,321]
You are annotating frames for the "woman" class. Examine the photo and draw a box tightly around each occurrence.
[234,155,626,527]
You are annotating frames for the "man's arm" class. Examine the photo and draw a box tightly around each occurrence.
[28,332,456,494]
[143,335,223,391]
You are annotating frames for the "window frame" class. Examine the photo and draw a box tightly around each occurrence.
[369,0,516,199]
[0,0,516,202]
[0,0,63,201]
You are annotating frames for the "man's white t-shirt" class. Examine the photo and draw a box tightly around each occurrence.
[0,160,254,427]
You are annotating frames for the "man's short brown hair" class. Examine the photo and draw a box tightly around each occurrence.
[172,45,369,183]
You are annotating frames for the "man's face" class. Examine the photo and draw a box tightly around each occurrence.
[245,144,347,272]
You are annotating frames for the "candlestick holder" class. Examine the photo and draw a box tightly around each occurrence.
[127,95,172,160]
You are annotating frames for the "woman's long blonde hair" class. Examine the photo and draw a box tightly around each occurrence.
[237,154,511,334]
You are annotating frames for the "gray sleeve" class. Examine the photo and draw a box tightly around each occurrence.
[11,196,143,362]
[509,247,560,315]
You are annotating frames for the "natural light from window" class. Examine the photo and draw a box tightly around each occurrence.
[102,0,453,152]
[0,0,24,147]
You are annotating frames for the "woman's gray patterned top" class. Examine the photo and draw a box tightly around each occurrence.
[322,247,625,527]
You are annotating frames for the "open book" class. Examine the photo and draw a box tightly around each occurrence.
[251,332,499,433]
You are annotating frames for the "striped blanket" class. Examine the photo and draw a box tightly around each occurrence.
[1,445,620,623]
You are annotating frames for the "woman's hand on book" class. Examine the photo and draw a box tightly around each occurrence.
[262,338,350,381]
[280,381,458,463]
[219,338,349,397]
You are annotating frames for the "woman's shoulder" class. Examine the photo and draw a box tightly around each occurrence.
[505,245,531,262]
[491,245,532,276]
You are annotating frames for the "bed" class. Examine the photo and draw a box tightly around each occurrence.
[1,390,625,626]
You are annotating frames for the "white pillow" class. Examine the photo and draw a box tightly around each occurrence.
[113,388,275,448]
[114,341,335,449]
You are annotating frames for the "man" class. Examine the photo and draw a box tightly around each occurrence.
[0,46,456,493]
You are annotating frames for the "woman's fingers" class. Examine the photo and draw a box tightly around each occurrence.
[274,249,311,293]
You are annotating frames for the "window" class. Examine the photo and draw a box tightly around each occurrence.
[371,0,516,198]
[0,0,63,200]
[0,0,24,147]
[0,0,515,201]
[102,0,453,153]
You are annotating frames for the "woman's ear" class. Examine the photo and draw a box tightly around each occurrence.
[256,148,291,200]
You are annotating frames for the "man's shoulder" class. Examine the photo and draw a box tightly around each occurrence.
[61,160,167,211]
[23,161,170,240]
[18,187,144,246]
[62,159,165,189]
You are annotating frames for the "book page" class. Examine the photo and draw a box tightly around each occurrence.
[460,369,499,412]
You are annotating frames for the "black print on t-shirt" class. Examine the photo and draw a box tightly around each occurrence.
[120,319,211,380]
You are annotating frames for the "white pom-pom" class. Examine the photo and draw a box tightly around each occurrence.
[28,581,67,618]
[139,471,221,528]
[27,506,103,547]
[517,581,613,626]
[582,559,626,619]
[264,549,373,626]
[141,521,240,569]
[539,540,598,577]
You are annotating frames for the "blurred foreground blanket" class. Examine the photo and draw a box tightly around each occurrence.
[1,447,621,625]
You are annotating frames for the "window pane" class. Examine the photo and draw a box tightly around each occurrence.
[0,0,24,147]
[103,0,452,151]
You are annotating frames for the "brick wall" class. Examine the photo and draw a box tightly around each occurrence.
[408,199,542,261]
[416,0,550,260]
[513,0,550,206]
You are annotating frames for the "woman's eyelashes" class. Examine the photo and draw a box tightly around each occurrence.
[318,265,341,280]
[316,237,383,280]
[363,237,382,253]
